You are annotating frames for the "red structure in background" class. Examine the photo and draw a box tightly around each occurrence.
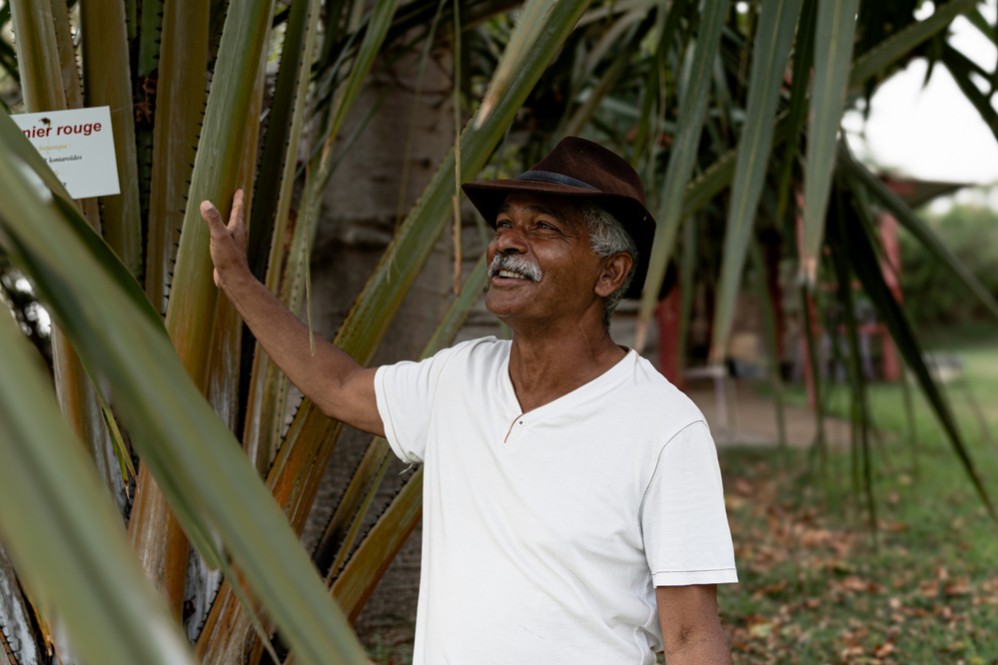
[656,177,959,407]
[655,289,682,387]
[797,205,902,408]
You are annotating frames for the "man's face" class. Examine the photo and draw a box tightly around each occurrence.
[484,192,605,328]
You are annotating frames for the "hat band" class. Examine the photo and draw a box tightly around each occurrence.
[517,170,599,191]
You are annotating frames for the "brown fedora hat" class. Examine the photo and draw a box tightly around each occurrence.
[462,136,656,299]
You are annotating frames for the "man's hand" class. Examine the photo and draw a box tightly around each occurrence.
[196,188,384,437]
[200,189,249,289]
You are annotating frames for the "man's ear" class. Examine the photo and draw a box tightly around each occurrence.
[595,252,634,298]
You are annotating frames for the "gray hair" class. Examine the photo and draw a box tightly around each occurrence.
[581,202,637,327]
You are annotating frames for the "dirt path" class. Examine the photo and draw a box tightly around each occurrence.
[684,380,852,448]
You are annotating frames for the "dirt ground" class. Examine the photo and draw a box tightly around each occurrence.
[683,378,852,448]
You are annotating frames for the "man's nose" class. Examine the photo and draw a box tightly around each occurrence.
[491,226,526,254]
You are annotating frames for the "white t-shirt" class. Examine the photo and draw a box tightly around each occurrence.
[374,337,736,665]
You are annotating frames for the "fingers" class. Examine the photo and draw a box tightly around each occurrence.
[200,189,245,236]
[228,189,245,232]
[200,190,250,290]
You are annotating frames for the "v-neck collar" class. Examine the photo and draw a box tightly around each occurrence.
[496,343,635,421]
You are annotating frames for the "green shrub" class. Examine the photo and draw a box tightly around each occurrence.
[901,205,998,327]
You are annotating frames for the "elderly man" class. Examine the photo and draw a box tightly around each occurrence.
[201,137,736,664]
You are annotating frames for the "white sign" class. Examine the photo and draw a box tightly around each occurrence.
[11,106,121,199]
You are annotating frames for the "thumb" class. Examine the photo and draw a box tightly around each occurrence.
[200,200,225,234]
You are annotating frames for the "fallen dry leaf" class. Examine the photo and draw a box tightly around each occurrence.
[873,642,896,658]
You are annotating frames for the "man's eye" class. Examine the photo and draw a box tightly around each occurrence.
[495,219,512,228]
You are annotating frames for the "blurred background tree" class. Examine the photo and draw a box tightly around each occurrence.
[902,204,998,328]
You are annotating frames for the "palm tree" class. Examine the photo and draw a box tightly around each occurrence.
[1,1,996,664]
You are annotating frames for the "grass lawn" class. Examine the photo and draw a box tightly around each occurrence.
[368,327,998,664]
[721,327,998,663]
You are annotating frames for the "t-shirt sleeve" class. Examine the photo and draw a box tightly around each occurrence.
[641,420,738,586]
[374,345,459,464]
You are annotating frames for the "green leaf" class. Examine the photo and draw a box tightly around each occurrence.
[835,161,995,518]
[316,255,488,580]
[0,130,370,665]
[243,0,324,471]
[321,0,400,168]
[839,146,998,323]
[941,43,998,145]
[331,469,424,622]
[798,282,828,454]
[749,239,788,452]
[1,10,129,501]
[712,0,802,361]
[847,0,976,89]
[800,0,859,285]
[637,0,730,350]
[8,0,67,110]
[0,113,165,331]
[473,0,586,128]
[246,0,322,282]
[145,0,210,313]
[81,0,143,277]
[563,20,643,137]
[0,309,197,665]
[774,0,816,221]
[314,438,394,578]
[827,194,877,531]
[166,0,278,388]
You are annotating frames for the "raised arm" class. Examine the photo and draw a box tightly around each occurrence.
[200,191,384,437]
[656,585,732,664]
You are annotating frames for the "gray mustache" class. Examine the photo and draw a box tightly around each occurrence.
[488,254,543,282]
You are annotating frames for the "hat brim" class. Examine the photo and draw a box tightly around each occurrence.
[462,179,656,300]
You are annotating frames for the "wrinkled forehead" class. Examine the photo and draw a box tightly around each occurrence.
[498,191,586,224]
